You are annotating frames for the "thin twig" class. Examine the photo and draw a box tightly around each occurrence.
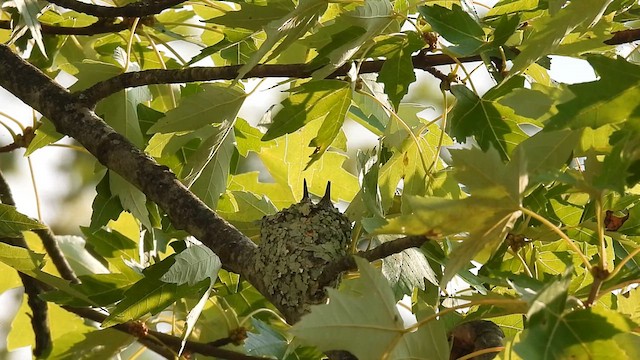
[78,52,484,105]
[0,19,132,35]
[0,171,52,357]
[63,307,269,360]
[33,228,81,284]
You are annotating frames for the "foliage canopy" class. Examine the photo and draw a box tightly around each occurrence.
[1,0,640,359]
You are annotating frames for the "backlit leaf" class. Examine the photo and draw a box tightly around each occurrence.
[547,56,640,130]
[291,258,448,359]
[0,204,47,237]
[161,244,222,286]
[509,0,613,75]
[148,83,246,134]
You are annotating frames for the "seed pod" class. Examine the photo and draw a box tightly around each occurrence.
[254,181,352,322]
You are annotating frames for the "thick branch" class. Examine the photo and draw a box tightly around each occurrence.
[47,0,184,17]
[0,44,262,291]
[64,307,267,360]
[0,19,131,36]
[0,172,51,357]
[318,235,430,287]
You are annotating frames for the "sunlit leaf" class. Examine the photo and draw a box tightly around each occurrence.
[547,56,640,130]
[449,78,530,161]
[102,256,209,327]
[509,0,612,75]
[148,83,246,134]
[25,117,63,156]
[291,258,449,359]
[161,244,222,286]
[311,0,395,79]
[236,0,327,79]
[0,243,93,305]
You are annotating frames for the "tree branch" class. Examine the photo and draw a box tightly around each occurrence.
[64,307,268,360]
[78,52,479,105]
[33,228,81,284]
[0,19,132,36]
[318,235,430,287]
[0,171,52,357]
[77,27,640,105]
[604,28,640,45]
[46,0,184,18]
[0,44,264,293]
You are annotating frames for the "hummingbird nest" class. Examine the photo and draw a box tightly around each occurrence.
[254,181,352,322]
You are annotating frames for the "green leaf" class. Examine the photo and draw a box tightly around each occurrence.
[89,173,124,231]
[378,32,424,109]
[311,0,395,79]
[0,204,47,237]
[262,80,351,141]
[490,14,521,48]
[0,243,94,305]
[509,0,613,75]
[617,287,640,323]
[41,273,137,307]
[418,4,485,56]
[25,117,63,156]
[348,119,451,216]
[12,0,46,58]
[381,243,439,300]
[229,172,296,210]
[258,119,359,203]
[512,129,581,181]
[245,318,294,358]
[450,146,522,201]
[148,83,246,133]
[161,244,222,286]
[55,235,109,276]
[102,256,209,327]
[81,226,138,274]
[516,306,635,359]
[109,172,151,229]
[217,191,278,238]
[291,258,449,359]
[547,56,640,130]
[187,124,235,209]
[449,79,530,161]
[206,1,293,31]
[236,0,327,79]
[48,328,132,360]
[96,86,150,148]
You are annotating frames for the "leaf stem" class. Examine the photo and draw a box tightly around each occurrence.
[519,206,592,271]
[595,197,608,271]
[357,90,431,178]
[404,298,525,333]
[425,88,449,181]
[458,346,505,360]
[608,246,640,280]
[125,17,141,72]
[513,250,534,278]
